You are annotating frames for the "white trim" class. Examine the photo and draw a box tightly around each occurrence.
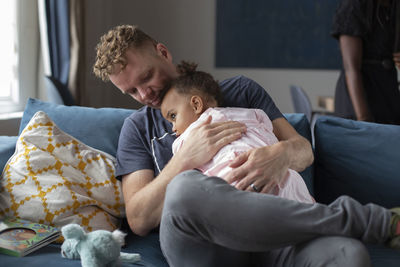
[0,111,23,120]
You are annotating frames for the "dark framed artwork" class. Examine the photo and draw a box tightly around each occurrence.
[216,0,341,69]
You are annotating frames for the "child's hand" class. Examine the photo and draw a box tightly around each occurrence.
[175,116,246,170]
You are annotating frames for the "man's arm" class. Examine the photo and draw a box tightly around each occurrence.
[272,117,314,172]
[225,117,313,193]
[122,118,246,236]
[121,159,186,236]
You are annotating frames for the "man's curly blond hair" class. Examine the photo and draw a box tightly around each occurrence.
[93,25,157,81]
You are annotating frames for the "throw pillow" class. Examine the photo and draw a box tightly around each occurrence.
[19,98,135,157]
[0,111,125,233]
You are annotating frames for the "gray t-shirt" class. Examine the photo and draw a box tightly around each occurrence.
[115,75,283,178]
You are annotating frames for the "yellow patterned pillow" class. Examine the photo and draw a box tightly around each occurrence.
[0,111,125,233]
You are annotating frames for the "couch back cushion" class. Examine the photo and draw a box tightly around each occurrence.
[16,99,313,194]
[314,116,400,208]
[19,98,135,157]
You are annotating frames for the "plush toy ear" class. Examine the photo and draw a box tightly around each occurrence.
[112,229,127,247]
[61,224,86,240]
[61,239,80,260]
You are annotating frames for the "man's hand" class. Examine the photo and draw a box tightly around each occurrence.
[175,116,246,171]
[224,143,289,193]
[225,117,313,194]
[394,52,400,69]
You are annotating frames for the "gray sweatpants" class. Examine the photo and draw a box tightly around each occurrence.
[160,170,391,267]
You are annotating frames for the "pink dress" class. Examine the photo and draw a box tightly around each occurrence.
[172,107,314,204]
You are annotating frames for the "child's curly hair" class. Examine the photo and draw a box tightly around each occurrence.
[93,25,157,81]
[171,61,223,105]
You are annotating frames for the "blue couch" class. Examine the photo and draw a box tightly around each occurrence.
[0,98,399,266]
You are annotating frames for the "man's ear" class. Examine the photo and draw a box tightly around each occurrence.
[190,95,204,114]
[156,43,172,61]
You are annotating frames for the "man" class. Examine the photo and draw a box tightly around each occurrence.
[94,25,399,267]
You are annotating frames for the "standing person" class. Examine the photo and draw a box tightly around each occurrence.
[93,24,400,267]
[161,61,314,204]
[331,0,400,124]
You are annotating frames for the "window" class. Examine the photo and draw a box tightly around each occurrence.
[0,0,40,114]
[0,1,17,103]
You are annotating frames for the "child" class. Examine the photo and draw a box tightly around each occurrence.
[161,62,314,203]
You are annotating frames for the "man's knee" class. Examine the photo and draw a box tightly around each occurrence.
[161,170,208,256]
[295,237,371,267]
[163,170,205,215]
[338,238,371,267]
[168,170,200,194]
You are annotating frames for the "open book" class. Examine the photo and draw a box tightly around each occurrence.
[0,217,60,257]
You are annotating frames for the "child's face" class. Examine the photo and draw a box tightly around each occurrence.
[161,88,200,136]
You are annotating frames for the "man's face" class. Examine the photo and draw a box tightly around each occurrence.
[109,44,178,108]
[161,88,199,136]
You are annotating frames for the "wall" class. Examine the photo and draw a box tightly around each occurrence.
[82,0,339,113]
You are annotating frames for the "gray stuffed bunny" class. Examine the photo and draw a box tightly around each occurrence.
[61,224,141,267]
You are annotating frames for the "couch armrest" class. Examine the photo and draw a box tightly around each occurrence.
[0,136,18,172]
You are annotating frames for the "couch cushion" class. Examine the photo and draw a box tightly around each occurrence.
[314,116,400,208]
[284,113,313,195]
[0,136,17,172]
[1,111,125,232]
[122,231,169,267]
[367,244,400,267]
[19,98,135,157]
